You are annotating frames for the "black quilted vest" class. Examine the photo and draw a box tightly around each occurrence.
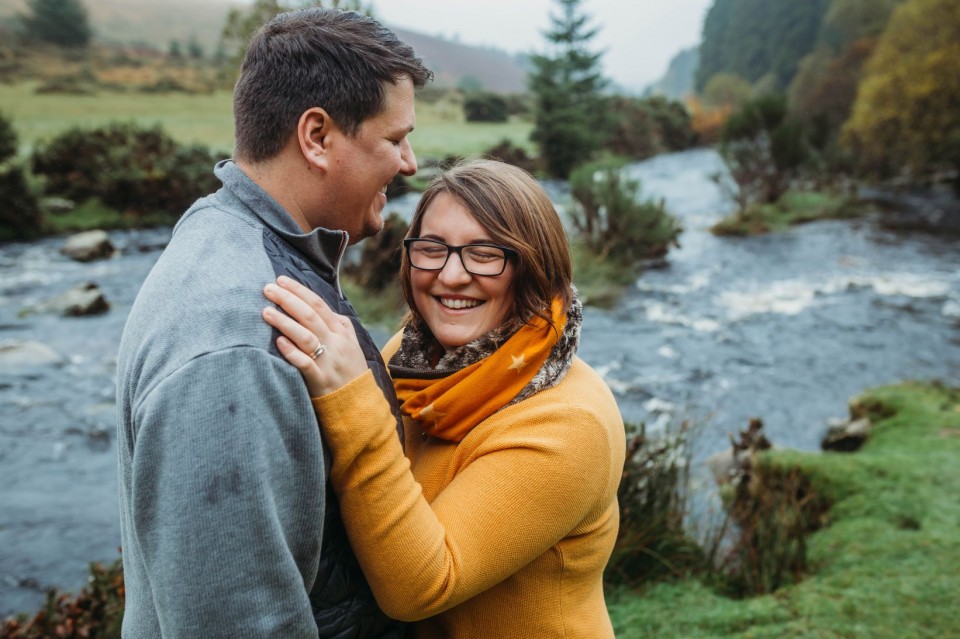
[266,229,407,639]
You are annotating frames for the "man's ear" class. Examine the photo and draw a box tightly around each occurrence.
[298,107,335,171]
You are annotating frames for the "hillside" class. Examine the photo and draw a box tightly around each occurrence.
[0,0,529,92]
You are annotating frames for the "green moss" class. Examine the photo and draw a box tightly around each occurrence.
[712,190,866,236]
[609,382,960,637]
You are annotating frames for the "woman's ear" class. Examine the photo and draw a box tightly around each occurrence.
[298,107,333,172]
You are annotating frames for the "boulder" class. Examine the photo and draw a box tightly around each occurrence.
[60,230,116,262]
[41,197,76,214]
[0,341,66,372]
[47,282,110,316]
[821,417,872,452]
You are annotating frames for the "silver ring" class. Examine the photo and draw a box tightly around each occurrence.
[309,342,326,360]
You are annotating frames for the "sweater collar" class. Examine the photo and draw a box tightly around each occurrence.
[192,159,349,281]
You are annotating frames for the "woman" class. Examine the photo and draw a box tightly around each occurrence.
[262,159,625,638]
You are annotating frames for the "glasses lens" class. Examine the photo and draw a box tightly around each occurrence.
[461,245,507,275]
[408,240,449,270]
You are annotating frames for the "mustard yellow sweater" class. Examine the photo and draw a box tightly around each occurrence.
[312,343,625,639]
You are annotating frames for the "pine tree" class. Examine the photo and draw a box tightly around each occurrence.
[21,0,92,48]
[529,0,609,179]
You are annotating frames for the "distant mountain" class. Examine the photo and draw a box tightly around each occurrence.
[390,27,529,93]
[645,47,699,100]
[0,0,530,93]
[0,0,239,53]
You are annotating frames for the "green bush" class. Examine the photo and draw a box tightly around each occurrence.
[0,111,43,242]
[718,94,814,208]
[0,165,43,242]
[569,157,683,262]
[0,110,17,163]
[31,123,219,219]
[462,92,509,123]
[604,96,696,160]
[481,139,539,174]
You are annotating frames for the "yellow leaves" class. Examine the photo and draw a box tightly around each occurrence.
[841,0,960,176]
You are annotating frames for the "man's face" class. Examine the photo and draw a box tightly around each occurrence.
[322,77,417,243]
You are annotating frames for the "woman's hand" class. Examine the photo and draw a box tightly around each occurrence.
[262,275,369,397]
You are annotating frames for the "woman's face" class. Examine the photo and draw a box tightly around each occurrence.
[410,192,516,351]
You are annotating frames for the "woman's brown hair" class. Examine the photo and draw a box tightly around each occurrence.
[400,159,573,335]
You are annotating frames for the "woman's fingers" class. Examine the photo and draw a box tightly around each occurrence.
[263,281,330,337]
[276,275,343,325]
[262,303,324,357]
[274,334,329,397]
[262,276,369,396]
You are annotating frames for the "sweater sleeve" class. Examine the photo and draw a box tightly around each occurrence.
[311,369,614,621]
[129,347,324,638]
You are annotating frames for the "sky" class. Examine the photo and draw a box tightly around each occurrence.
[374,0,714,92]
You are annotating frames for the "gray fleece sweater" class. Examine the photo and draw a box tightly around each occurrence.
[116,161,404,639]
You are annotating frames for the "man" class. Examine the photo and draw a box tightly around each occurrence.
[116,9,432,638]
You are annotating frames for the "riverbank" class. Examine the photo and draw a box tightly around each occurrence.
[607,380,960,638]
[711,189,865,236]
[4,381,955,637]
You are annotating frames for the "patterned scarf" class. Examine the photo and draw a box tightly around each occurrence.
[388,289,582,442]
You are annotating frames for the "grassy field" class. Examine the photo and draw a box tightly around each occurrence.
[0,82,534,160]
[608,381,960,638]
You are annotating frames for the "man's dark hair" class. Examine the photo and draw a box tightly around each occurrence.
[233,8,432,163]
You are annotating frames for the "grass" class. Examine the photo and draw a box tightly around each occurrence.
[0,82,237,156]
[0,82,533,161]
[41,198,181,234]
[607,381,960,638]
[711,190,866,237]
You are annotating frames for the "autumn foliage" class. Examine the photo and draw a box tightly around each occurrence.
[1,560,125,639]
[841,0,960,178]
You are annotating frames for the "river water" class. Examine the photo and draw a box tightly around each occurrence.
[1,148,958,616]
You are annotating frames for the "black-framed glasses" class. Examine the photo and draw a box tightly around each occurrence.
[403,238,517,276]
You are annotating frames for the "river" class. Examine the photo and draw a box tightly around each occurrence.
[1,148,958,616]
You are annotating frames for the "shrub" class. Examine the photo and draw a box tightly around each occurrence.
[568,157,683,262]
[0,110,17,163]
[344,212,409,292]
[718,94,814,209]
[462,92,508,123]
[606,421,706,587]
[481,139,539,174]
[713,419,831,597]
[31,123,219,219]
[0,165,43,242]
[604,96,696,161]
[1,558,124,639]
[0,111,43,242]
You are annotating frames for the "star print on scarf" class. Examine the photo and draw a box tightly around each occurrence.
[390,293,580,442]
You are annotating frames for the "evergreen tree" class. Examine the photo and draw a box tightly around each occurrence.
[529,0,609,179]
[696,0,830,92]
[21,0,92,48]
